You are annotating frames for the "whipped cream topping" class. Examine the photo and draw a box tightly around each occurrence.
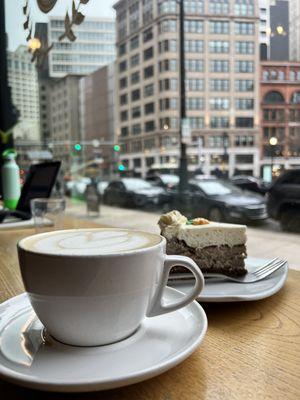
[159,210,246,249]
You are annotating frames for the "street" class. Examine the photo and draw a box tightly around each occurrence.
[66,201,300,271]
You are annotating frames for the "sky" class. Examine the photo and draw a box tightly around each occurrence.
[5,0,116,51]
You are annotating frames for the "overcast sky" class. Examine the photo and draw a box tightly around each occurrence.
[5,0,116,51]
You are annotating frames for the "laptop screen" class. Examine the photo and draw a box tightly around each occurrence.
[17,161,61,213]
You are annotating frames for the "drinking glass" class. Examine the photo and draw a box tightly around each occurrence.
[30,198,66,233]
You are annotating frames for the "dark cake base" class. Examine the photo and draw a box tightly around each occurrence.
[166,238,247,276]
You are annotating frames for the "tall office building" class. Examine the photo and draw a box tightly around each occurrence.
[7,45,40,143]
[49,75,82,172]
[269,0,289,61]
[80,63,117,178]
[289,0,300,61]
[48,17,116,78]
[114,0,261,177]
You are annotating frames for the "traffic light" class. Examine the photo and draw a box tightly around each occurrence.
[118,164,125,172]
[113,144,121,152]
[74,143,82,151]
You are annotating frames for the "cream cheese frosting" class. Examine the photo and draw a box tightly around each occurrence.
[159,210,246,249]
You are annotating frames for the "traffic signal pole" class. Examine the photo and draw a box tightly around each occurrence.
[178,0,188,194]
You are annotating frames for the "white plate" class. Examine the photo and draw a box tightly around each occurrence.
[169,257,288,302]
[0,289,207,392]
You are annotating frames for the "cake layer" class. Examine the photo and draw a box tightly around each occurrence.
[159,210,246,249]
[174,223,246,250]
[166,238,247,276]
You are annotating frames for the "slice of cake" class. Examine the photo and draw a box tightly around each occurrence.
[158,210,247,276]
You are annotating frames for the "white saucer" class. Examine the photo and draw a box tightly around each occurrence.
[0,288,207,392]
[169,257,288,302]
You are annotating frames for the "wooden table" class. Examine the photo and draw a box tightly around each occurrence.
[0,218,299,400]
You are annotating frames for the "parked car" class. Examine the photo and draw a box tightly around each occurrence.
[267,169,300,232]
[65,177,108,199]
[103,178,167,208]
[169,178,268,223]
[146,174,179,189]
[231,175,270,195]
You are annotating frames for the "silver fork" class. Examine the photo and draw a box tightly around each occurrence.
[169,258,287,284]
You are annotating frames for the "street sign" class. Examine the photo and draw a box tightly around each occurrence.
[181,118,191,144]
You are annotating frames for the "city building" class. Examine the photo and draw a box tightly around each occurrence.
[7,45,42,168]
[260,61,300,178]
[7,45,40,142]
[79,63,117,178]
[48,75,82,173]
[289,0,300,61]
[269,0,289,61]
[48,17,116,78]
[114,0,261,178]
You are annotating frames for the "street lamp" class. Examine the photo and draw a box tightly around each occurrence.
[269,136,278,180]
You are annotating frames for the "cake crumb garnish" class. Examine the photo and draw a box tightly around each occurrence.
[189,217,210,225]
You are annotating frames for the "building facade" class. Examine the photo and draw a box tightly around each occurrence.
[114,0,261,178]
[7,45,40,142]
[79,63,117,177]
[48,75,82,172]
[269,0,289,61]
[48,17,116,78]
[259,0,270,60]
[260,61,300,177]
[289,0,300,61]
[7,45,42,169]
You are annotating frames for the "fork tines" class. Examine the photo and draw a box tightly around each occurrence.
[253,258,285,277]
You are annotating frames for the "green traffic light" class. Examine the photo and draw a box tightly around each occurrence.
[118,164,125,171]
[114,144,121,152]
[74,143,82,151]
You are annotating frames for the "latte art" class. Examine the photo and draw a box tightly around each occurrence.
[22,229,161,255]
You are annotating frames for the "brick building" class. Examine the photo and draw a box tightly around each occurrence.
[260,61,300,177]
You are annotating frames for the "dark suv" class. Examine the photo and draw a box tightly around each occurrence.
[267,169,300,232]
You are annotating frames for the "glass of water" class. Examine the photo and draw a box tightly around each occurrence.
[30,198,66,233]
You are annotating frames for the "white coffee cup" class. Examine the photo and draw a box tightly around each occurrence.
[18,228,204,347]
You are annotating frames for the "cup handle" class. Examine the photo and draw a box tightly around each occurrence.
[147,255,204,317]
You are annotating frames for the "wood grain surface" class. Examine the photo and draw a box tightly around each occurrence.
[0,218,299,400]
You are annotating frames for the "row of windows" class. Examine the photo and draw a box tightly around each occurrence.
[262,70,300,82]
[263,109,300,122]
[54,42,115,53]
[7,59,35,71]
[50,19,115,31]
[156,0,255,17]
[158,19,252,35]
[118,21,255,54]
[122,39,255,58]
[120,76,255,93]
[120,97,254,113]
[208,134,254,148]
[124,41,255,59]
[52,53,113,62]
[120,114,254,130]
[119,60,254,83]
[51,31,115,42]
[52,64,107,74]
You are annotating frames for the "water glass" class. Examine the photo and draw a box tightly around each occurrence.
[30,198,66,233]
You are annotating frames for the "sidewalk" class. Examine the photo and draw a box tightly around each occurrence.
[66,201,300,271]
